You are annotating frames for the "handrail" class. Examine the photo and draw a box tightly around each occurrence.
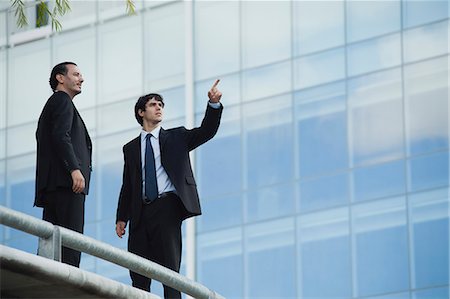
[0,205,225,299]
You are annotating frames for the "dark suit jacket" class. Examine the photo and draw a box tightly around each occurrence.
[34,91,92,207]
[116,103,223,231]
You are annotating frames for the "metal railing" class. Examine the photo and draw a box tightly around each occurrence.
[0,205,225,299]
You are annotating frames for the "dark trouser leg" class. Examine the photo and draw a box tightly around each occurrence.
[128,221,152,291]
[42,188,85,267]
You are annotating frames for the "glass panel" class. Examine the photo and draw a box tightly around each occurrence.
[241,1,291,68]
[405,57,449,155]
[196,106,241,197]
[244,95,294,189]
[242,61,291,102]
[346,0,401,42]
[246,218,296,298]
[293,0,344,55]
[295,82,348,177]
[403,0,449,28]
[246,183,295,223]
[53,27,96,110]
[99,16,142,104]
[0,160,5,206]
[410,188,449,288]
[99,0,143,21]
[157,85,185,121]
[408,151,449,193]
[294,47,345,90]
[298,208,351,298]
[196,194,242,233]
[349,69,404,166]
[300,173,349,213]
[404,21,449,63]
[365,292,410,299]
[0,11,6,46]
[197,228,243,299]
[144,3,184,90]
[195,73,240,113]
[194,1,239,80]
[98,98,136,136]
[7,123,36,157]
[8,39,51,126]
[58,0,96,30]
[347,33,401,77]
[353,159,406,202]
[0,49,6,129]
[413,287,449,299]
[353,197,410,296]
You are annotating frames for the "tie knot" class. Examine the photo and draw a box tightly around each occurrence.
[146,133,152,140]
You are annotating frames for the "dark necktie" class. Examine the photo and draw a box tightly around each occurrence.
[145,134,158,202]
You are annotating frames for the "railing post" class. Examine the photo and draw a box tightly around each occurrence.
[37,226,61,262]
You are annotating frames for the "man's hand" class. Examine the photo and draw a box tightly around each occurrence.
[208,79,222,103]
[71,169,85,193]
[116,221,127,238]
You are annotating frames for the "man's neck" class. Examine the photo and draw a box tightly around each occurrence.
[56,87,74,99]
[142,122,160,133]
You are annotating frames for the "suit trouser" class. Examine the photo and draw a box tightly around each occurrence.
[128,194,183,299]
[42,188,85,267]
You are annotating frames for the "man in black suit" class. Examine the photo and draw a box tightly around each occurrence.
[115,80,223,298]
[34,62,92,268]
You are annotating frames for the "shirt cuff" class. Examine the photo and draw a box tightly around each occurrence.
[208,101,221,109]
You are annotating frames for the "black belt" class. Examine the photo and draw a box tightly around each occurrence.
[143,191,176,204]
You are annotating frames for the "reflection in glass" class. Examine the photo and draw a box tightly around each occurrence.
[298,208,351,298]
[403,0,449,28]
[246,218,296,298]
[293,0,344,55]
[196,194,242,233]
[349,69,404,166]
[404,57,449,155]
[0,50,5,129]
[347,34,401,77]
[413,286,449,299]
[410,188,449,288]
[346,0,400,42]
[294,48,345,90]
[353,197,409,296]
[296,82,348,177]
[97,98,137,137]
[197,228,243,299]
[409,152,449,193]
[353,159,406,202]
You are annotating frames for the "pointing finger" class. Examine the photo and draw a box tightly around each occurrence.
[211,79,220,89]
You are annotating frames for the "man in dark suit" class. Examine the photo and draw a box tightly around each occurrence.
[115,80,223,298]
[34,62,92,268]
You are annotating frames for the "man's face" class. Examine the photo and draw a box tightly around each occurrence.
[140,98,164,125]
[58,64,84,97]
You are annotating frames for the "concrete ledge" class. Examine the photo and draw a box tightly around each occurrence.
[0,245,161,299]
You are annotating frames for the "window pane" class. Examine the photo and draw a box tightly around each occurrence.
[353,159,406,202]
[0,49,6,129]
[196,106,241,197]
[8,39,51,126]
[243,61,291,102]
[144,3,184,90]
[246,218,296,298]
[296,82,348,177]
[194,1,239,80]
[405,57,449,155]
[244,95,294,188]
[53,27,96,110]
[349,69,404,166]
[293,0,344,55]
[413,287,449,299]
[195,73,240,112]
[242,1,291,68]
[347,34,401,77]
[403,0,449,28]
[58,0,96,31]
[158,86,185,121]
[197,228,243,299]
[99,17,142,104]
[0,12,5,47]
[7,123,35,157]
[300,173,349,213]
[197,194,242,233]
[98,98,136,136]
[347,0,401,42]
[246,183,295,223]
[408,151,449,193]
[294,48,345,90]
[410,188,449,288]
[353,197,410,296]
[404,21,449,63]
[298,208,351,298]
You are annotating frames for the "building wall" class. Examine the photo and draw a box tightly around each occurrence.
[0,1,449,298]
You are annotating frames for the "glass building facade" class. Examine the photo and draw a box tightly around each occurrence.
[0,1,449,298]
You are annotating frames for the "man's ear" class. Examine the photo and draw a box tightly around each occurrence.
[56,73,64,85]
[138,109,144,117]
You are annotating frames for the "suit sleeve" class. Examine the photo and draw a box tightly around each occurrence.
[116,147,131,224]
[51,93,80,172]
[186,103,223,151]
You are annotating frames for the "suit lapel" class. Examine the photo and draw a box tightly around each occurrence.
[159,128,168,153]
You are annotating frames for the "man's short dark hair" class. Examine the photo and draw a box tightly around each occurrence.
[49,62,77,91]
[134,93,165,126]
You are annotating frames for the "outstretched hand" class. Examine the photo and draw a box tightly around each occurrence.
[208,79,222,103]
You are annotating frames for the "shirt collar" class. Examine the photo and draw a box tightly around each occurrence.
[140,126,161,142]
